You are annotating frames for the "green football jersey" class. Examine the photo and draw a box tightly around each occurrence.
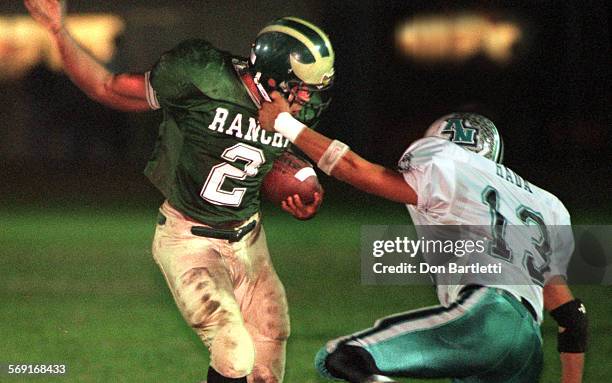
[144,39,319,224]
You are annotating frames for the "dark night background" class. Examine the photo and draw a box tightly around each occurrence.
[1,0,610,212]
[1,2,611,382]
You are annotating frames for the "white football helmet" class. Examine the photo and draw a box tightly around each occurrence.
[425,113,504,163]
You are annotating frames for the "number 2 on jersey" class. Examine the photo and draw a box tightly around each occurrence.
[482,187,551,285]
[201,143,265,207]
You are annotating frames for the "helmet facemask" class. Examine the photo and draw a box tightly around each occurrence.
[284,79,333,121]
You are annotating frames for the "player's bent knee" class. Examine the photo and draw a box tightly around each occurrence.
[269,319,290,342]
[210,324,255,378]
[316,343,380,381]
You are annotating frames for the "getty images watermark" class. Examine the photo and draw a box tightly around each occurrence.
[361,225,612,285]
[371,235,502,275]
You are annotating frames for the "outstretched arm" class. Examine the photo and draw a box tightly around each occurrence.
[25,0,150,112]
[295,128,416,204]
[544,276,587,383]
[258,92,417,205]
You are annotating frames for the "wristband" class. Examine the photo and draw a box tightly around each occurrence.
[318,140,350,175]
[274,112,306,143]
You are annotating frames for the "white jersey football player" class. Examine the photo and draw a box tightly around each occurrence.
[258,93,587,383]
[401,113,572,324]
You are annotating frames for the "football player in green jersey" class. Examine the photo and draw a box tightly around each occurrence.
[25,1,334,382]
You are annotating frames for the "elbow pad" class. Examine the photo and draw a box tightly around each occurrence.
[550,299,588,353]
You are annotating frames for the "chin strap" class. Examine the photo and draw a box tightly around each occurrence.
[234,62,263,108]
[253,72,272,102]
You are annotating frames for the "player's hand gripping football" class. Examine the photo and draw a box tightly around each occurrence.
[24,0,66,34]
[282,193,323,220]
[258,91,302,132]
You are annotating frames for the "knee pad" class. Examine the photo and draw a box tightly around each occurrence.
[316,343,380,382]
[210,324,255,378]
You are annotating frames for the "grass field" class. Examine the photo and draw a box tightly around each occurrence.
[1,200,610,382]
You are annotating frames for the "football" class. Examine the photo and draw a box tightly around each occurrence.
[261,151,323,204]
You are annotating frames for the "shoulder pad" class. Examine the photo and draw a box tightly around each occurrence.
[397,137,454,171]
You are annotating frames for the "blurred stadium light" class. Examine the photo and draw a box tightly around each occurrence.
[0,14,124,80]
[395,13,522,63]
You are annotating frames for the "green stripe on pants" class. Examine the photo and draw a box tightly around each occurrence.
[346,288,542,382]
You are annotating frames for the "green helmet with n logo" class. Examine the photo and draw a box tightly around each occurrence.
[425,113,504,163]
[249,17,335,101]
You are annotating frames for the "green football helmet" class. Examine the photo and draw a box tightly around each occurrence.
[249,17,335,118]
[425,113,504,163]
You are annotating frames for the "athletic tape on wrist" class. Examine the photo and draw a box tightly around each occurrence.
[318,140,350,175]
[274,112,305,143]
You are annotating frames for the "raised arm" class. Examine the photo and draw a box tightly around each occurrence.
[293,128,416,204]
[259,92,417,205]
[25,0,150,112]
[544,276,587,383]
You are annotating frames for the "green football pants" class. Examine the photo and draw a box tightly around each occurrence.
[316,286,543,382]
